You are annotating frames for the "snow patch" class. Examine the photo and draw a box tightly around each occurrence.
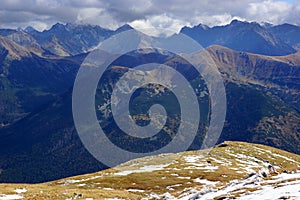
[13,189,26,194]
[0,194,23,200]
[114,164,169,176]
[126,189,145,193]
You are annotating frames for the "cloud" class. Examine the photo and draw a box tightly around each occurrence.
[0,0,298,33]
[247,0,292,24]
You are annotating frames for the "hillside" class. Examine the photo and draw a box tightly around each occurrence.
[0,142,299,199]
[0,38,81,126]
[206,45,300,111]
[0,45,299,183]
[269,23,300,51]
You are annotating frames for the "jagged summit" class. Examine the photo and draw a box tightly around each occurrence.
[0,20,299,57]
[24,26,38,33]
[181,20,296,56]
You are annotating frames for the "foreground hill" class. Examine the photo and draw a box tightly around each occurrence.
[0,142,299,199]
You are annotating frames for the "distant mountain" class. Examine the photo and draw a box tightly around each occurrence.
[207,45,300,111]
[0,23,137,125]
[0,23,121,56]
[269,23,300,51]
[114,23,134,33]
[180,20,297,56]
[206,45,300,149]
[24,23,114,56]
[0,142,300,199]
[0,21,299,57]
[0,36,81,125]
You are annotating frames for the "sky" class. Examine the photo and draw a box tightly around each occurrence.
[0,0,299,35]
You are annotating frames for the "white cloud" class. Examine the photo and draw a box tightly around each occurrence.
[0,0,298,32]
[76,8,103,22]
[191,14,246,27]
[130,14,188,36]
[247,0,292,24]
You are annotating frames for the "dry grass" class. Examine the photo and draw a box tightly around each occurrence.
[1,141,300,199]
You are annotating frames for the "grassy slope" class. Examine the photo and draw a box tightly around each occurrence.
[0,141,299,199]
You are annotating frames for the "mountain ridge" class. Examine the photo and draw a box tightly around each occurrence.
[1,20,299,57]
[180,20,297,56]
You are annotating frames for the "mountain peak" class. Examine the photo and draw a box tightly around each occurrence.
[115,24,134,32]
[229,20,261,28]
[48,22,67,32]
[230,19,246,25]
[260,22,274,28]
[24,26,38,33]
[191,23,210,30]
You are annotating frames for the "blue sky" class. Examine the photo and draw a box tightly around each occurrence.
[0,0,299,33]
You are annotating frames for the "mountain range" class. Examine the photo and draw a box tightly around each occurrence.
[181,20,299,56]
[0,20,299,183]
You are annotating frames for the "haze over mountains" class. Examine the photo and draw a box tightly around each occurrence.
[0,20,299,183]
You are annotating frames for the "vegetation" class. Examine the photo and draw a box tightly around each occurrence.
[0,141,299,199]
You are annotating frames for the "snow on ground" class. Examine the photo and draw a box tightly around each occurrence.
[126,189,145,193]
[114,164,170,176]
[184,165,219,171]
[177,176,191,179]
[13,189,26,194]
[239,180,300,199]
[159,171,300,200]
[144,144,300,200]
[166,184,182,191]
[0,188,27,200]
[0,194,23,200]
[102,188,114,191]
[182,155,219,171]
[63,175,102,185]
[193,178,219,186]
[253,146,300,164]
[184,155,204,163]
